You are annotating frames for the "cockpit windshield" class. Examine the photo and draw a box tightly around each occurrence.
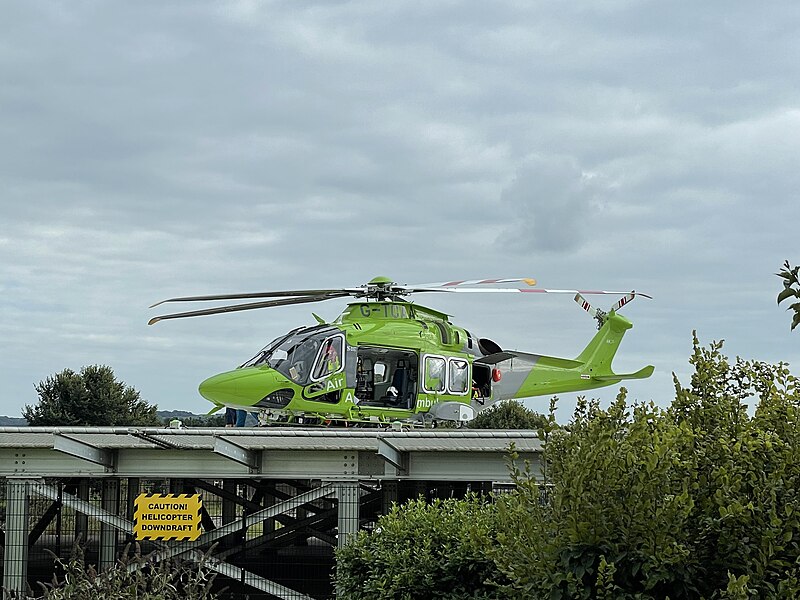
[239,326,338,385]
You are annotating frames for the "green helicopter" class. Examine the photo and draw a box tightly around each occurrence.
[149,276,653,426]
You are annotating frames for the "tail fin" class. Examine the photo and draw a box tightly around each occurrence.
[575,312,653,380]
[575,312,631,369]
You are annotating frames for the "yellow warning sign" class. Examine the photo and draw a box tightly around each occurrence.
[133,493,202,541]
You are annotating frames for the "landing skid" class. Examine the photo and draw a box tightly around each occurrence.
[254,408,432,429]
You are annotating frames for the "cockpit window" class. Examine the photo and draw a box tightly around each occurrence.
[240,327,303,368]
[239,326,339,385]
[311,335,344,380]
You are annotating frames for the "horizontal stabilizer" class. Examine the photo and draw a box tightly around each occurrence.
[475,351,517,365]
[477,351,584,369]
[592,365,655,381]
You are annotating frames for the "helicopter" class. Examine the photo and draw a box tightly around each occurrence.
[148,276,654,426]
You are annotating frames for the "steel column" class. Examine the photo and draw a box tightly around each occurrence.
[335,481,360,549]
[75,478,89,543]
[382,481,399,513]
[3,478,31,598]
[99,478,121,570]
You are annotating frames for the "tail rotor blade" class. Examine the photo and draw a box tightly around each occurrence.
[610,291,652,312]
[611,293,636,313]
[574,293,599,318]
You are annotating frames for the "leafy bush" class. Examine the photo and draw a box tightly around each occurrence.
[336,495,506,599]
[38,543,219,600]
[337,335,800,599]
[495,391,699,599]
[493,335,800,599]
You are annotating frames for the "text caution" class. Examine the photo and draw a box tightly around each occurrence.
[133,493,202,541]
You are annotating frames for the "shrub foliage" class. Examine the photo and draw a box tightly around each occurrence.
[336,335,800,599]
[469,398,554,430]
[336,495,506,599]
[38,543,218,600]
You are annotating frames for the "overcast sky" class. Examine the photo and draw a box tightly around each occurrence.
[1,1,798,420]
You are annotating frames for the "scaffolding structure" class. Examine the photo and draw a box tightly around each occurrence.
[0,427,541,599]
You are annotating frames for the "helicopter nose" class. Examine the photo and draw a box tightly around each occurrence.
[198,372,243,404]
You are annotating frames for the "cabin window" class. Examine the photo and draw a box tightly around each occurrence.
[423,356,446,393]
[448,359,469,394]
[311,335,344,380]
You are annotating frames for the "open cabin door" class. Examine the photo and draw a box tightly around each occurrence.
[355,347,418,409]
[472,362,492,401]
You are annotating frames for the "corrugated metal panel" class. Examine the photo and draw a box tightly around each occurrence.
[231,437,378,451]
[0,433,53,448]
[58,433,160,449]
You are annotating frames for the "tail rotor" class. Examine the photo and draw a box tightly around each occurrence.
[574,291,651,329]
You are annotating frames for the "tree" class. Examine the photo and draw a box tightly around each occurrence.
[24,365,160,426]
[777,260,800,330]
[469,399,555,431]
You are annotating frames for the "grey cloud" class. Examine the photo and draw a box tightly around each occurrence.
[1,1,799,417]
[500,156,605,252]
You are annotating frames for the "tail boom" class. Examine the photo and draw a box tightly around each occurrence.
[478,312,653,403]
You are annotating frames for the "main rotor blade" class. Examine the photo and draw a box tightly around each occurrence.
[402,287,652,297]
[150,289,350,308]
[148,293,350,325]
[406,277,538,288]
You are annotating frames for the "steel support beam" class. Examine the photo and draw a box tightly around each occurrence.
[377,437,407,473]
[99,479,121,571]
[195,552,314,600]
[31,480,133,534]
[3,479,31,598]
[139,484,336,565]
[28,498,61,548]
[213,436,260,471]
[27,479,318,599]
[53,434,115,469]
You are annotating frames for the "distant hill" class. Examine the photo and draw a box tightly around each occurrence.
[0,416,28,426]
[157,410,209,420]
[157,410,227,427]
